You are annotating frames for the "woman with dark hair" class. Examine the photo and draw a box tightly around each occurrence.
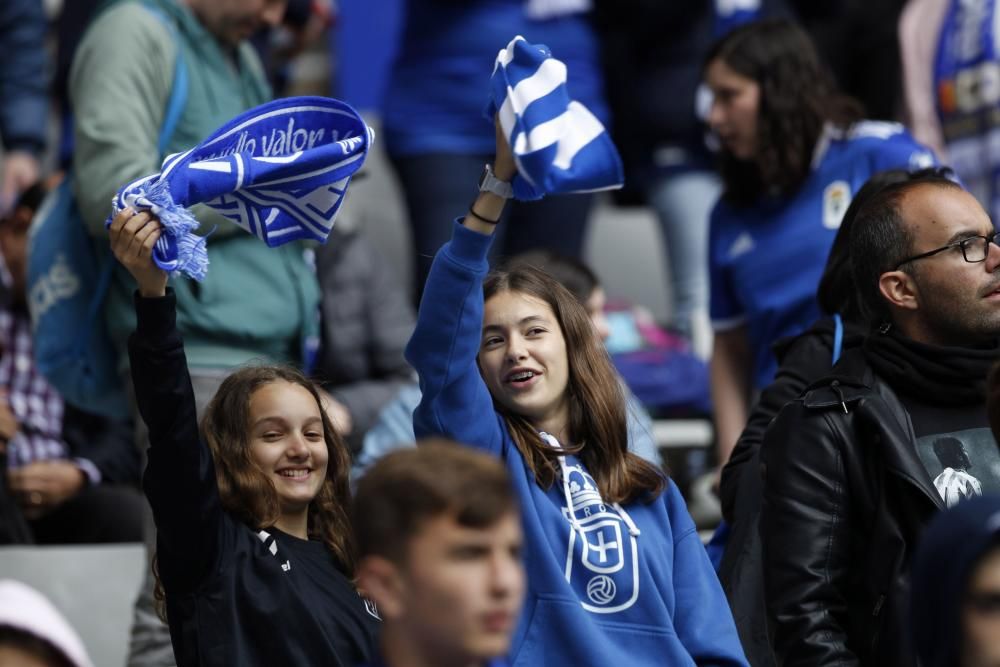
[704,19,936,469]
[405,122,747,665]
[107,209,379,666]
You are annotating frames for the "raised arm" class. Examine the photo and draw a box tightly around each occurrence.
[403,121,516,453]
[110,209,223,591]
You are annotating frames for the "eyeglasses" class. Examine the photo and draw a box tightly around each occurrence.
[894,231,1000,271]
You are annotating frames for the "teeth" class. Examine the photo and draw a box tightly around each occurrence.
[279,469,309,478]
[510,371,534,381]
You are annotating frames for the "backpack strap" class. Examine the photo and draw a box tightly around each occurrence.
[87,5,188,339]
[144,2,189,155]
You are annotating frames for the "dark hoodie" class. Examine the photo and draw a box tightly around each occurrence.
[911,494,1000,667]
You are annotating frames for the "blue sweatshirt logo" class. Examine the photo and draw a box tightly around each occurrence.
[560,463,640,614]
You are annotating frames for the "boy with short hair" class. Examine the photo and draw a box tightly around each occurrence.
[354,439,524,667]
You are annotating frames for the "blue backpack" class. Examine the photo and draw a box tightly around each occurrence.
[27,8,188,418]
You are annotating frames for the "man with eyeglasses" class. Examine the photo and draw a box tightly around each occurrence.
[759,173,1000,666]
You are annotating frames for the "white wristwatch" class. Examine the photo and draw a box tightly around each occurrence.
[478,163,514,199]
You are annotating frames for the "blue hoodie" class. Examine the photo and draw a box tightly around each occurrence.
[405,220,748,666]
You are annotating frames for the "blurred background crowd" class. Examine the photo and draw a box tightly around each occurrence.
[0,0,997,664]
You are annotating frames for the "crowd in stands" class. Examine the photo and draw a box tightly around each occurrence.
[5,0,1000,665]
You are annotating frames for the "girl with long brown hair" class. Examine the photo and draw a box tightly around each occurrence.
[404,123,747,666]
[703,19,937,473]
[108,209,378,666]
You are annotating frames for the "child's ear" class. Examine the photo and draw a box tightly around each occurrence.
[355,555,405,620]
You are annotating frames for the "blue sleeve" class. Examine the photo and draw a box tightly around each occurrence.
[404,220,505,455]
[870,130,938,173]
[667,481,749,666]
[708,202,744,328]
[0,0,48,153]
[624,387,661,466]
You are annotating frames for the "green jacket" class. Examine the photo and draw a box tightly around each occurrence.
[70,0,319,370]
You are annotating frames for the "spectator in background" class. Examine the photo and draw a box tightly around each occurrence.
[354,441,524,667]
[911,495,1000,667]
[900,0,1000,224]
[704,19,935,471]
[382,0,607,300]
[0,580,93,667]
[0,186,143,546]
[0,0,48,216]
[314,225,416,455]
[596,0,723,355]
[250,0,333,95]
[760,175,1000,664]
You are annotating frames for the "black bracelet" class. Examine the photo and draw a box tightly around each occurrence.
[467,206,501,225]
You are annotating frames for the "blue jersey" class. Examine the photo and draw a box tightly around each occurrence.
[709,122,935,389]
[383,0,607,156]
[934,0,1000,221]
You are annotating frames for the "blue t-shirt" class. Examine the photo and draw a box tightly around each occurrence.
[934,0,1000,221]
[709,122,935,388]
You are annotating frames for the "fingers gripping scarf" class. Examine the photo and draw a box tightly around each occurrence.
[106,96,373,280]
[486,36,623,201]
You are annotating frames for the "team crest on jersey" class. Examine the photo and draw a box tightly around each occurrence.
[822,180,851,229]
[909,150,935,170]
[561,464,639,614]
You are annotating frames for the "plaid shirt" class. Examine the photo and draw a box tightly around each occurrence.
[0,258,98,482]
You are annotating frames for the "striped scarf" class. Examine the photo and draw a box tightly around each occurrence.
[486,36,623,201]
[107,96,373,280]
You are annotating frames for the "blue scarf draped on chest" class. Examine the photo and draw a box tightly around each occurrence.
[106,96,373,280]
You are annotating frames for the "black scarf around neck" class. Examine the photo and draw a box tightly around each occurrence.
[862,327,999,405]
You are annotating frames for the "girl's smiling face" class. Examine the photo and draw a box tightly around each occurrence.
[248,381,329,523]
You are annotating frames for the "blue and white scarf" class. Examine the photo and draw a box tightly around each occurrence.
[486,36,622,201]
[107,96,373,280]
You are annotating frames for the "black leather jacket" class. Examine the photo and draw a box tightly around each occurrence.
[760,347,944,666]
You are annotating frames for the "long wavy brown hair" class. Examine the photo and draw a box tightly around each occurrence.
[706,19,864,206]
[201,365,355,569]
[154,365,355,620]
[481,266,664,505]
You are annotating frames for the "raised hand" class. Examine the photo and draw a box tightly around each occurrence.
[109,208,168,298]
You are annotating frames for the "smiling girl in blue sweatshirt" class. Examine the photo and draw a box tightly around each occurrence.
[404,124,747,666]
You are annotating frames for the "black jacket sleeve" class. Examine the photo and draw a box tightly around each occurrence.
[129,289,224,592]
[760,401,860,666]
[720,320,837,522]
